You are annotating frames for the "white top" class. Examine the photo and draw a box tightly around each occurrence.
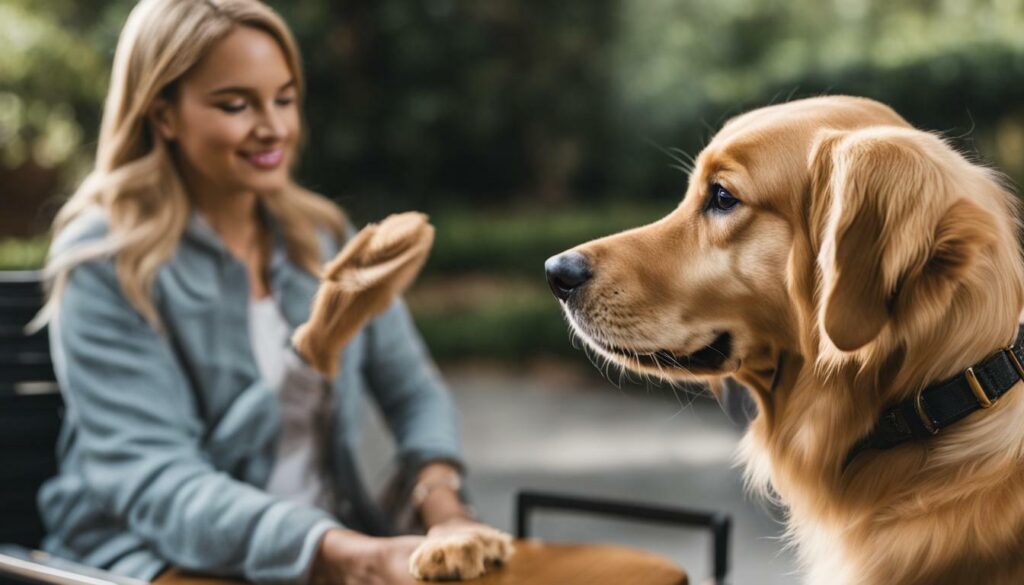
[248,296,333,512]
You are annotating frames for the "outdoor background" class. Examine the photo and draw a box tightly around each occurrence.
[4,1,1024,583]
[6,0,1024,366]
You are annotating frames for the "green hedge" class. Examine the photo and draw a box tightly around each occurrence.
[426,204,668,276]
[413,294,577,363]
[0,236,48,270]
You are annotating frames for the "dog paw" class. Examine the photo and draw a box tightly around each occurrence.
[408,524,514,581]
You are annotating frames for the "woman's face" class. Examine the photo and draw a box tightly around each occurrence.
[151,26,300,197]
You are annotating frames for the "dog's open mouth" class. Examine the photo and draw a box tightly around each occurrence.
[605,331,733,372]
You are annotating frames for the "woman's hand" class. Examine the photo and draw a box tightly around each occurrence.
[292,212,434,377]
[310,529,424,585]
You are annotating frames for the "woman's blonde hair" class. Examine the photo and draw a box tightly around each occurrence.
[35,0,346,329]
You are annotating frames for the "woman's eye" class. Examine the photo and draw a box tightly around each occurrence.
[275,96,295,107]
[218,101,247,113]
[708,183,740,212]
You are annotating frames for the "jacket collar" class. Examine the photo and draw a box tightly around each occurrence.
[181,204,321,330]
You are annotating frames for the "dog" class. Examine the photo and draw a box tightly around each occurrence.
[545,96,1024,585]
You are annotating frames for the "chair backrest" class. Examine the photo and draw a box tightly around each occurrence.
[516,490,732,585]
[0,271,62,549]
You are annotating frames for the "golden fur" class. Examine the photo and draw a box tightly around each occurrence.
[554,96,1024,584]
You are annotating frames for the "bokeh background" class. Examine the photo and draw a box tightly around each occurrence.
[6,0,1024,366]
[4,1,1024,582]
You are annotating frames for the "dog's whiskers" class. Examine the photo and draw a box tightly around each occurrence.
[666,146,697,167]
[563,309,710,413]
[669,163,693,175]
[646,139,696,176]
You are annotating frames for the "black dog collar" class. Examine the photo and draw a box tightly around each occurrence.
[844,324,1024,468]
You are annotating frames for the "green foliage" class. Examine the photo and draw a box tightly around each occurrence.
[0,1,121,174]
[0,236,48,270]
[425,203,668,276]
[612,0,1024,130]
[6,0,1024,213]
[610,0,1024,198]
[7,0,1024,361]
[267,0,617,216]
[412,286,575,363]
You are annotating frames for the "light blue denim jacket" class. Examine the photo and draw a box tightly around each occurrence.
[38,208,464,583]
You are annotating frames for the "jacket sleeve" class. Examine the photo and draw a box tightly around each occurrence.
[52,256,340,584]
[361,299,465,471]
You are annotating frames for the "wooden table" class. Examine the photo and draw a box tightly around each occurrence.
[156,540,688,585]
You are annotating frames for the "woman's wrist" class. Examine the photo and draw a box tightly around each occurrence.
[412,462,473,528]
[419,484,471,528]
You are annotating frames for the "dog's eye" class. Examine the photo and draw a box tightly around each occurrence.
[708,183,740,212]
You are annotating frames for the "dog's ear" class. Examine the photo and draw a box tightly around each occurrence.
[811,128,995,352]
[890,197,995,323]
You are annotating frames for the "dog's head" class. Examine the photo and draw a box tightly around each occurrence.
[547,96,1021,397]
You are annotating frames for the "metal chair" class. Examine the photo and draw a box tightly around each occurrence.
[0,272,166,585]
[0,271,62,550]
[516,490,732,585]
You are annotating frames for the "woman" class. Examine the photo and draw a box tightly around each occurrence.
[35,0,507,582]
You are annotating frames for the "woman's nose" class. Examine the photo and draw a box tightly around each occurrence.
[544,251,592,301]
[254,107,287,140]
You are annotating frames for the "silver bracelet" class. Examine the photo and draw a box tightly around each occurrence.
[411,473,462,508]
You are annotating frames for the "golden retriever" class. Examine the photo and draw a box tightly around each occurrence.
[545,96,1024,585]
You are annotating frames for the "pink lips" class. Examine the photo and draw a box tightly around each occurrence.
[242,148,284,169]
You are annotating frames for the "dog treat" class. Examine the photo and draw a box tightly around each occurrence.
[291,212,434,377]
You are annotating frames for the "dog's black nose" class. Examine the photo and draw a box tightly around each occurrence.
[545,251,592,300]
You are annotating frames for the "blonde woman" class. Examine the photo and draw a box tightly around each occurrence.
[36,0,510,583]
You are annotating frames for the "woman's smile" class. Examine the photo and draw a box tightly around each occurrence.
[240,148,285,170]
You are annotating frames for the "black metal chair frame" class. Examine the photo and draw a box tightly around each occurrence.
[516,489,731,584]
[0,270,61,552]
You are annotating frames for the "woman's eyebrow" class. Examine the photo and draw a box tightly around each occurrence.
[207,79,296,97]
